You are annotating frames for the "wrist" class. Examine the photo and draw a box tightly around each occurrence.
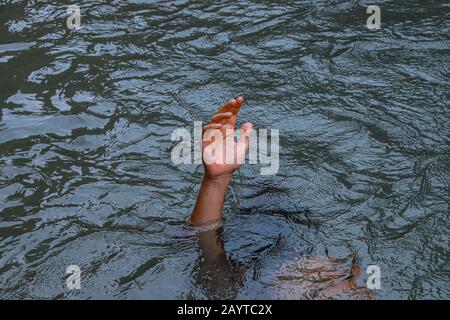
[190,174,232,226]
[203,174,232,187]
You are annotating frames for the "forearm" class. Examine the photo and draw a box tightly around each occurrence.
[190,174,232,225]
[197,227,226,263]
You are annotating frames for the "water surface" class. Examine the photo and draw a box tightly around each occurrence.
[0,0,449,299]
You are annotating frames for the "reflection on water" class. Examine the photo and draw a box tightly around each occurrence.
[271,254,372,299]
[0,0,449,299]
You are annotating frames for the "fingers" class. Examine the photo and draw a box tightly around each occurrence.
[210,112,233,124]
[218,99,236,113]
[201,124,229,162]
[202,123,222,132]
[202,97,248,162]
[202,123,225,149]
[235,96,244,105]
[214,96,245,130]
[202,123,234,143]
[217,96,245,115]
[241,122,253,133]
[202,124,222,148]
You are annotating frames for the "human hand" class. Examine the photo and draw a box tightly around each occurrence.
[201,97,253,181]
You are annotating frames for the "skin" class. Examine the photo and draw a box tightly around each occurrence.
[189,98,368,299]
[190,96,253,225]
[188,96,249,298]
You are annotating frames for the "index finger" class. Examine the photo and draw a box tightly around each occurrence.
[217,96,245,115]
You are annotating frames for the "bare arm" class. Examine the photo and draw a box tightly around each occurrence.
[190,175,232,225]
[190,97,253,225]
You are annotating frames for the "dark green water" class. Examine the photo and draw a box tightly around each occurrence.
[0,0,449,299]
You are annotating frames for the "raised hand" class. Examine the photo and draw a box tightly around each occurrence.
[190,97,253,226]
[201,97,253,179]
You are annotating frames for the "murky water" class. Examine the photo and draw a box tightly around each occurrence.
[0,0,449,299]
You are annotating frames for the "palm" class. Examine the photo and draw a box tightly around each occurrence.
[201,97,253,178]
